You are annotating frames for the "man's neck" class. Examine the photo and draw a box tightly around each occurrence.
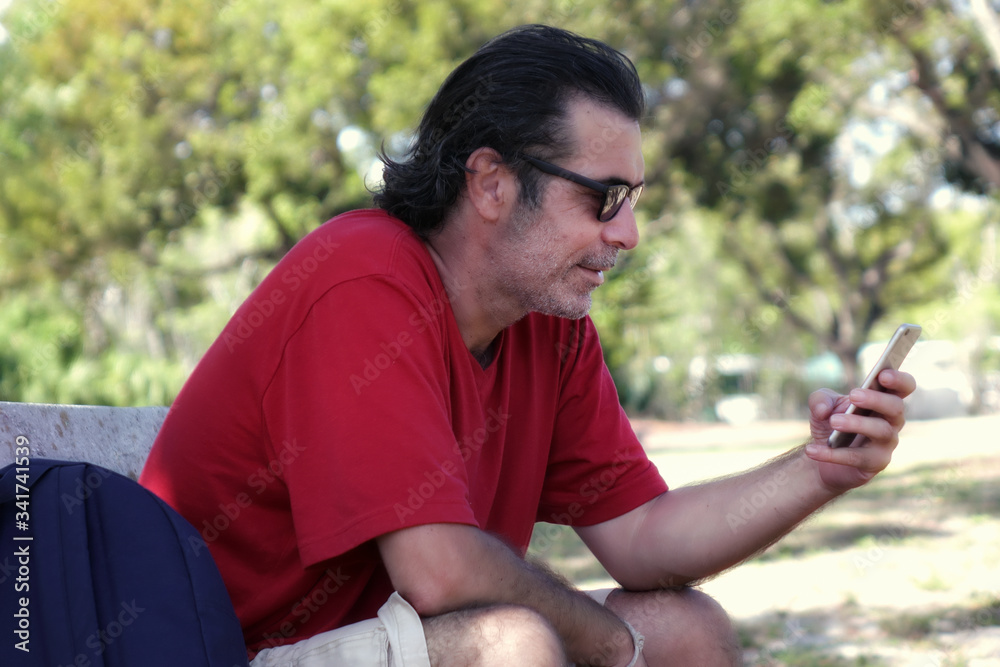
[470,340,497,369]
[423,231,521,361]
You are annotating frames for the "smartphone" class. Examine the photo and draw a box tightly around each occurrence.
[828,323,922,448]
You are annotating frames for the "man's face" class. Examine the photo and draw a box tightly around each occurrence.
[488,97,644,320]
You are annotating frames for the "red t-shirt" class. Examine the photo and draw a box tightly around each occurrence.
[140,209,667,656]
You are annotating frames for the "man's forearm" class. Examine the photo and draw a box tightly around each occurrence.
[628,446,839,586]
[379,523,635,666]
[581,379,914,592]
[512,553,637,666]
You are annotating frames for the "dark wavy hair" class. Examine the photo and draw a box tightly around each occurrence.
[372,24,645,238]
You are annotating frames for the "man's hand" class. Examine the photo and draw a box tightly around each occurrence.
[804,369,917,493]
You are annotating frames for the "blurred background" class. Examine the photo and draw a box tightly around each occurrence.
[1,0,998,415]
[2,1,1000,662]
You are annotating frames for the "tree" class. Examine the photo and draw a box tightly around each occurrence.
[574,0,997,411]
[1,0,996,412]
[0,0,387,403]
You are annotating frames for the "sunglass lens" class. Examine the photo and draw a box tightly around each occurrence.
[599,186,631,222]
[628,184,643,208]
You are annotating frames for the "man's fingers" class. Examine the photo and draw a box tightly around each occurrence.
[841,386,906,428]
[877,369,917,398]
[808,388,842,421]
[831,411,897,444]
[805,440,890,474]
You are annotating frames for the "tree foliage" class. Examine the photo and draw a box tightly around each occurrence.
[0,0,997,414]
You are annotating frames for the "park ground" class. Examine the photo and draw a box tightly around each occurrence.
[530,414,1000,666]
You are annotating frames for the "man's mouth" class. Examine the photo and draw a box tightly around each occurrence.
[578,264,610,284]
[577,250,618,285]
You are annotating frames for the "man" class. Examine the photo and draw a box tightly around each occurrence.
[140,24,916,666]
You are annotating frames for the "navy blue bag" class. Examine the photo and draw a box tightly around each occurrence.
[0,459,249,667]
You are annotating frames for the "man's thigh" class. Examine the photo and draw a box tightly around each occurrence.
[250,592,430,667]
[250,590,596,667]
[422,604,564,667]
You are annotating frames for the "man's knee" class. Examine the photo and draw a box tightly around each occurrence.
[474,605,565,664]
[608,587,742,665]
[424,604,565,667]
[674,588,739,647]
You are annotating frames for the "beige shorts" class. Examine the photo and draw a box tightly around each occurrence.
[250,592,430,667]
[249,589,616,667]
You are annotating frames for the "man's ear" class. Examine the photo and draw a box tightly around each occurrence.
[464,147,515,223]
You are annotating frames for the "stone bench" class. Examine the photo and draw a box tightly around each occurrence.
[0,401,168,479]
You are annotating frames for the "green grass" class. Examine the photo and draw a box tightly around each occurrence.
[878,597,1000,639]
[878,612,936,639]
[748,649,884,666]
[529,449,1000,663]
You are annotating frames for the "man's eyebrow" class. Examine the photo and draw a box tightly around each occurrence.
[601,176,645,187]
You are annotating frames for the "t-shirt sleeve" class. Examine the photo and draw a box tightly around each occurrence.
[262,277,478,567]
[536,317,668,527]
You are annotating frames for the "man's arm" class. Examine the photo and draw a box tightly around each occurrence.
[377,523,638,667]
[576,369,916,589]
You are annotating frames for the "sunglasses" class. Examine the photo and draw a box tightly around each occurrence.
[521,155,643,222]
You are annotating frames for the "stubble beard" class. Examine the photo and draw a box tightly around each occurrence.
[496,201,617,321]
